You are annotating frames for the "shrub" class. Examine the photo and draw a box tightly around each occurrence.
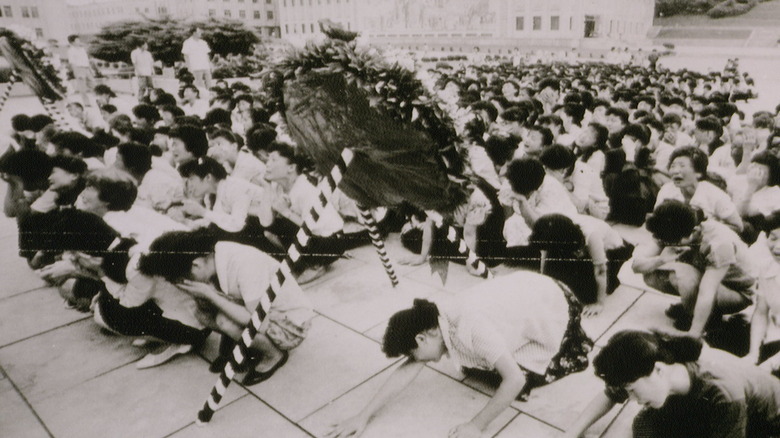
[707,0,758,17]
[90,18,260,67]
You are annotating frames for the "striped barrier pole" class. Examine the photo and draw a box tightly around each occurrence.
[196,148,353,424]
[443,224,493,279]
[357,207,399,287]
[0,71,19,113]
[40,98,76,131]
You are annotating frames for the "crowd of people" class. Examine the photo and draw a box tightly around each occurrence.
[3,45,780,437]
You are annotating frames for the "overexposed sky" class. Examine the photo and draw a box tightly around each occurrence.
[65,0,117,5]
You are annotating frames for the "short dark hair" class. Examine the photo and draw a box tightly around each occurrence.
[0,149,52,189]
[530,214,585,254]
[50,131,98,157]
[605,107,629,126]
[382,299,440,358]
[169,125,209,157]
[561,103,585,125]
[138,229,217,282]
[178,156,228,180]
[210,129,243,148]
[67,34,79,44]
[159,104,185,118]
[752,150,780,187]
[668,146,708,178]
[622,124,650,146]
[594,330,702,388]
[29,114,54,132]
[203,108,232,128]
[50,154,87,175]
[269,141,309,174]
[540,144,575,171]
[84,168,138,212]
[528,125,554,147]
[11,114,31,132]
[117,143,152,176]
[94,84,116,98]
[506,158,546,196]
[538,78,560,92]
[246,123,277,153]
[179,84,200,99]
[484,135,518,168]
[132,104,161,123]
[695,116,723,138]
[645,200,702,243]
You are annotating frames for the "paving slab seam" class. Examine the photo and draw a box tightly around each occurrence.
[488,410,522,438]
[0,315,91,349]
[592,289,647,345]
[160,394,251,438]
[0,285,52,301]
[0,364,55,438]
[295,359,405,425]
[598,403,634,438]
[237,388,318,437]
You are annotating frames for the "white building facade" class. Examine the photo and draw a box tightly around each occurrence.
[67,0,280,38]
[277,0,654,51]
[0,0,71,43]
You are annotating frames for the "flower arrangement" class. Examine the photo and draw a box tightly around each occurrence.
[0,29,65,100]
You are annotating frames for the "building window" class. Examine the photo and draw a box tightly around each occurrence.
[515,16,523,31]
[267,11,273,19]
[21,6,29,18]
[532,16,541,30]
[285,24,289,33]
[31,6,39,18]
[159,6,168,14]
[550,16,559,31]
[570,17,573,30]
[254,0,258,3]
[239,9,246,18]
[267,0,271,3]
[239,0,244,2]
[35,28,43,38]
[224,9,231,17]
[310,23,314,32]
[209,9,216,16]
[254,10,260,18]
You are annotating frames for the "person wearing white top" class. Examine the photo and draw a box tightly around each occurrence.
[130,41,155,98]
[500,158,578,268]
[328,271,591,438]
[747,216,780,374]
[66,34,92,106]
[178,84,209,119]
[181,28,212,90]
[655,146,743,232]
[257,143,345,283]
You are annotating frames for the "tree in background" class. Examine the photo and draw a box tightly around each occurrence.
[89,19,260,67]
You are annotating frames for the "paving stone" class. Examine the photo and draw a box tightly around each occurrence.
[0,287,88,347]
[0,319,143,403]
[581,285,643,343]
[299,365,518,438]
[597,292,677,347]
[0,378,49,438]
[0,235,47,299]
[244,316,399,422]
[307,264,441,332]
[494,413,562,437]
[32,356,245,438]
[169,395,312,438]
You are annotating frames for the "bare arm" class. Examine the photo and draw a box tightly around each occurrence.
[465,354,526,432]
[747,293,769,364]
[688,265,729,337]
[564,392,617,438]
[326,359,426,438]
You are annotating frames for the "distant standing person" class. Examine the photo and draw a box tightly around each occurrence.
[130,41,155,99]
[648,49,660,71]
[67,34,93,107]
[181,28,212,91]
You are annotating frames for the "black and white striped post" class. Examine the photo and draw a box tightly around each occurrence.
[442,223,493,279]
[40,98,76,131]
[0,71,19,113]
[196,148,354,425]
[357,206,399,287]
